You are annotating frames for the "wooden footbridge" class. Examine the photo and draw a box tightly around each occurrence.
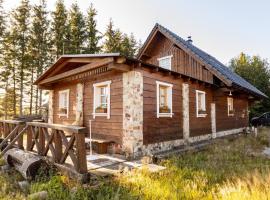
[0,120,88,181]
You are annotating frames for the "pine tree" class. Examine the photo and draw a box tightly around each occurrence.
[30,0,52,115]
[10,0,31,116]
[1,30,18,117]
[68,2,85,54]
[0,0,5,40]
[51,0,68,57]
[120,33,138,57]
[103,19,123,53]
[84,3,101,54]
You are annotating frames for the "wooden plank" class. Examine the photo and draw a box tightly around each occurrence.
[0,125,29,157]
[54,130,62,163]
[26,126,34,151]
[108,63,131,72]
[39,57,114,85]
[26,122,87,134]
[75,133,87,173]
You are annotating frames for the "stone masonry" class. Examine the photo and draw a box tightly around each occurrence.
[122,71,144,158]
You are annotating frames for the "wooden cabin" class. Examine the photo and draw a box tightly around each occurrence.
[34,24,266,157]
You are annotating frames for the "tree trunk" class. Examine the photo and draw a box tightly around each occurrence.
[4,82,8,119]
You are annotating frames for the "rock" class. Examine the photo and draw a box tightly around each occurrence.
[28,191,48,200]
[18,180,30,194]
[0,164,11,172]
[262,147,270,157]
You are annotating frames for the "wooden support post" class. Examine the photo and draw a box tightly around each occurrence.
[54,130,62,163]
[75,133,87,174]
[17,125,24,149]
[38,127,45,155]
[27,126,32,151]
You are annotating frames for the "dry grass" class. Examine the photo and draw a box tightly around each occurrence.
[1,128,270,199]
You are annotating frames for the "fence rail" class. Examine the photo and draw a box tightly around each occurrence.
[0,120,88,175]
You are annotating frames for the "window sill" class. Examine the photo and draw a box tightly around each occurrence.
[58,114,68,118]
[92,113,110,119]
[157,113,173,118]
[197,114,207,118]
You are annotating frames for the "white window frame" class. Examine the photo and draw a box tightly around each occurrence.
[157,55,173,70]
[156,81,173,118]
[196,90,207,118]
[58,89,70,118]
[93,80,111,119]
[227,97,234,116]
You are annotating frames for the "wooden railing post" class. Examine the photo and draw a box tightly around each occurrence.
[75,132,87,174]
[54,130,62,163]
[17,124,24,149]
[26,126,32,151]
[38,127,45,155]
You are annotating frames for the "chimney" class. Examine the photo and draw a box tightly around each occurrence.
[187,36,193,44]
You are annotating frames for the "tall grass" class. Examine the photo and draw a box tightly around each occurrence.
[1,128,270,199]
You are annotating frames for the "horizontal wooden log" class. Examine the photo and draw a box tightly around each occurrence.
[0,120,25,125]
[4,148,47,180]
[26,122,87,134]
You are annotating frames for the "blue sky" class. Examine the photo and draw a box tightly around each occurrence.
[4,0,270,64]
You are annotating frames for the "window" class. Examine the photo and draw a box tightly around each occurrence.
[227,97,234,116]
[196,90,206,117]
[157,55,172,70]
[93,81,111,119]
[59,89,69,117]
[156,81,173,118]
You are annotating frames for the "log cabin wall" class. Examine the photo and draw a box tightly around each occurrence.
[188,82,213,137]
[140,68,183,145]
[215,94,249,132]
[52,71,123,144]
[53,82,77,125]
[141,33,213,84]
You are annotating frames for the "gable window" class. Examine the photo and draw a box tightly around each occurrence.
[59,89,69,117]
[196,90,206,117]
[157,55,172,70]
[156,81,173,118]
[93,81,111,119]
[227,97,234,116]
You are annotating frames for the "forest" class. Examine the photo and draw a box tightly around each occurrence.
[0,0,269,120]
[0,0,139,119]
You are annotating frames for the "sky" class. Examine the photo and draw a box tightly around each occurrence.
[3,0,270,65]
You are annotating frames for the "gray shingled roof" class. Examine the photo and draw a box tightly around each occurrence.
[152,23,267,98]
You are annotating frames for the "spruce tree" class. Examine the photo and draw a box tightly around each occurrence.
[0,0,5,41]
[10,0,31,116]
[121,33,138,57]
[103,19,123,53]
[84,3,101,54]
[51,0,68,57]
[30,0,52,114]
[68,2,85,54]
[1,30,19,117]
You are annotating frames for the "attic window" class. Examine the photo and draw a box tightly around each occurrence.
[157,55,172,70]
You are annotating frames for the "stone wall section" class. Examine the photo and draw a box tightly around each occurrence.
[122,71,144,158]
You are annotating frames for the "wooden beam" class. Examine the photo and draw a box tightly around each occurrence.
[108,63,131,72]
[67,57,104,63]
[115,56,126,64]
[39,58,114,85]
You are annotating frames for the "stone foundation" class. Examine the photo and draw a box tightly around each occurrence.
[122,71,143,158]
[140,127,246,156]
